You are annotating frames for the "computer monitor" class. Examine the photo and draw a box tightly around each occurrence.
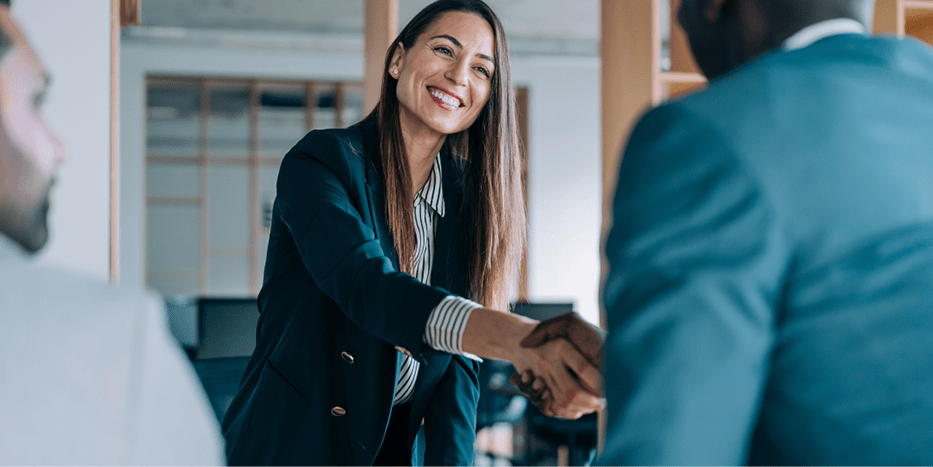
[510,302,574,321]
[195,298,259,360]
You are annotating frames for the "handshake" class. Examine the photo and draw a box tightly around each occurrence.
[509,312,607,419]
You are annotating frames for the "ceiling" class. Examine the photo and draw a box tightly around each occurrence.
[139,0,601,40]
[129,0,658,56]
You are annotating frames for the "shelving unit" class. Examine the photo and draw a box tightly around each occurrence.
[599,0,703,235]
[876,0,933,41]
[904,1,933,44]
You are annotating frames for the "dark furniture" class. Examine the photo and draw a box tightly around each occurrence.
[190,298,260,422]
[194,297,259,360]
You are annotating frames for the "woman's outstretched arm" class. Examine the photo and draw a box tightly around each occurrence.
[461,307,604,419]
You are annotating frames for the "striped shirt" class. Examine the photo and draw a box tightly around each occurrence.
[393,154,482,405]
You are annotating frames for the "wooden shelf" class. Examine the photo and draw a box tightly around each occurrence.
[660,71,706,84]
[876,0,933,39]
[904,0,933,11]
[905,0,933,45]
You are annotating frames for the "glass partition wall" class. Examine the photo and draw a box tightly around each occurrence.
[145,76,364,297]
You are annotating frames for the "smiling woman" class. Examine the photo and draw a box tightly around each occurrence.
[220,1,603,465]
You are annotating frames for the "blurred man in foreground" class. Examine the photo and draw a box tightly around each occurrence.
[600,0,933,463]
[0,1,224,463]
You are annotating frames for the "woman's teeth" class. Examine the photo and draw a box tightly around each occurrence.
[431,89,460,107]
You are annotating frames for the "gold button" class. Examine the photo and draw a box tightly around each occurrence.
[331,406,346,417]
[394,346,412,357]
[341,351,354,364]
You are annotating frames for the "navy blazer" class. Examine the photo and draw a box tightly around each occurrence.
[602,34,933,464]
[222,121,480,466]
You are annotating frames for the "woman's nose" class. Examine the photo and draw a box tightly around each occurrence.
[445,58,470,85]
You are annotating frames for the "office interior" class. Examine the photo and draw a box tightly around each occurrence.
[14,0,933,464]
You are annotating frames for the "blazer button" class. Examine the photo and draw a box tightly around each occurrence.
[331,406,347,417]
[341,351,354,364]
[394,346,412,357]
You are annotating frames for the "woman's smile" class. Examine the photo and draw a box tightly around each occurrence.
[428,86,464,109]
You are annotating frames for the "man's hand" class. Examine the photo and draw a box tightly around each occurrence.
[508,338,605,419]
[510,369,548,406]
[520,312,606,367]
[509,312,607,418]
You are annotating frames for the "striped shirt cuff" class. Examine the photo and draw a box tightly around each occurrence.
[423,295,483,362]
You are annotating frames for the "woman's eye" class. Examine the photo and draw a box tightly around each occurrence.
[434,46,452,56]
[474,67,490,78]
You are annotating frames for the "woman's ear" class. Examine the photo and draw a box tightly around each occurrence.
[389,42,406,79]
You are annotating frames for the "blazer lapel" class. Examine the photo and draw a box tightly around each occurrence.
[429,152,467,296]
[359,122,399,269]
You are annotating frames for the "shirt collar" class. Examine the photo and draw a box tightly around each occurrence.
[415,153,445,217]
[783,18,866,51]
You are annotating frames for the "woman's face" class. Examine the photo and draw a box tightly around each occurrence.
[392,11,495,139]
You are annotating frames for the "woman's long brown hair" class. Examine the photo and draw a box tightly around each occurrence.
[363,0,525,311]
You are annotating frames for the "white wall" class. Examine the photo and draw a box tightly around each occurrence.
[513,56,602,324]
[13,0,112,280]
[121,39,602,324]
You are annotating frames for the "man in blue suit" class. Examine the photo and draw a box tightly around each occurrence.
[598,0,933,463]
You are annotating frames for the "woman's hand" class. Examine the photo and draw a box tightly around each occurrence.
[460,307,604,419]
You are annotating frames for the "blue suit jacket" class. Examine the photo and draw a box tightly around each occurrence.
[602,34,933,465]
[222,121,480,466]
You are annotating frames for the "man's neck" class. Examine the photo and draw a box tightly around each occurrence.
[741,0,867,61]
